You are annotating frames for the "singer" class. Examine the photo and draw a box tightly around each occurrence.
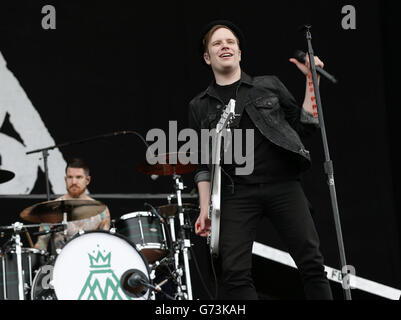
[34,158,111,251]
[188,20,333,299]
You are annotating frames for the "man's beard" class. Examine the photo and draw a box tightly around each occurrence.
[68,185,85,198]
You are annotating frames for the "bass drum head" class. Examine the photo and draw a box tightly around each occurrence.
[52,231,150,300]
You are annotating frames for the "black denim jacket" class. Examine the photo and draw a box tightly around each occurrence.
[188,71,319,184]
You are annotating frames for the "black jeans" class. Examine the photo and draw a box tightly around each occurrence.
[217,180,333,300]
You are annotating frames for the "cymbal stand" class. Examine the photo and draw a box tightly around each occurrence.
[42,150,51,201]
[11,222,25,300]
[171,173,193,300]
[166,193,183,299]
[60,211,68,252]
[48,211,68,257]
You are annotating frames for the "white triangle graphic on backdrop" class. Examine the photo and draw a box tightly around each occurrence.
[0,51,66,194]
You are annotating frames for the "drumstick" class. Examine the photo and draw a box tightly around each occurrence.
[24,227,35,248]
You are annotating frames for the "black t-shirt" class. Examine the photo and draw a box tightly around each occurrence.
[213,81,301,184]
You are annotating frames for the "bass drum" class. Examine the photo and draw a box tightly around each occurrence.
[31,231,151,300]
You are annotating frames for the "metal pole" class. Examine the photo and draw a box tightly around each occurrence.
[304,26,352,300]
[42,150,51,201]
[175,176,193,300]
[13,223,25,300]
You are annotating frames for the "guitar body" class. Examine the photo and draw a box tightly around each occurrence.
[208,99,235,258]
[209,161,221,257]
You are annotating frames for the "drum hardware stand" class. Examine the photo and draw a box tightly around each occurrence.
[148,263,173,300]
[149,268,157,300]
[11,222,25,300]
[169,173,193,300]
[148,278,175,300]
[163,200,184,299]
[148,256,176,300]
[31,223,66,237]
[1,252,6,299]
[62,212,68,237]
[110,219,116,232]
[42,150,51,201]
[302,25,351,300]
[57,206,69,256]
[51,216,67,257]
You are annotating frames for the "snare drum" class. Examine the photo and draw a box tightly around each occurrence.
[31,231,151,300]
[0,247,48,300]
[115,211,169,263]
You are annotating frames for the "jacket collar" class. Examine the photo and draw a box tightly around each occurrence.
[199,71,253,100]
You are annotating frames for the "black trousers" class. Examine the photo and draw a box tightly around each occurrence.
[217,180,333,300]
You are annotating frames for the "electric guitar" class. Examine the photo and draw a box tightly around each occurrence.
[208,99,236,257]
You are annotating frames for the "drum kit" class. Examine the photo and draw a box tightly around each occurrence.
[0,155,200,300]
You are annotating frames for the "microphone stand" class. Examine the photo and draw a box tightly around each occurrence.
[26,130,149,201]
[42,150,50,201]
[303,25,352,300]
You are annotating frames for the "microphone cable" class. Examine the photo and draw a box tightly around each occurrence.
[184,210,216,300]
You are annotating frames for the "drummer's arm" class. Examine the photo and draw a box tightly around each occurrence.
[98,207,111,231]
[34,226,51,250]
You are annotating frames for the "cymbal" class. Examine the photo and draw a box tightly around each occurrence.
[20,199,106,224]
[137,152,196,176]
[0,169,15,184]
[158,203,199,217]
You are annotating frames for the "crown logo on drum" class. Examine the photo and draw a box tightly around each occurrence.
[88,246,111,268]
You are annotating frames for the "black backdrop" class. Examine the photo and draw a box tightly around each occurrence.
[1,0,401,300]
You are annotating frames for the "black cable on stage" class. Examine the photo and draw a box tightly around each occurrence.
[209,251,219,300]
[185,211,216,300]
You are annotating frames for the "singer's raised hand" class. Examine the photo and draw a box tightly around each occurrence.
[289,55,324,76]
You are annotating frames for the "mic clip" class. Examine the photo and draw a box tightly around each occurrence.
[144,202,165,224]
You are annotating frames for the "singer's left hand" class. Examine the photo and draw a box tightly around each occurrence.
[289,55,324,76]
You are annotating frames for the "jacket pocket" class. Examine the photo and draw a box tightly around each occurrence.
[255,95,279,109]
[254,95,280,125]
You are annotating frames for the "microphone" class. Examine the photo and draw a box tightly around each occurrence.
[293,50,338,84]
[120,269,149,298]
[128,272,144,288]
[121,268,176,300]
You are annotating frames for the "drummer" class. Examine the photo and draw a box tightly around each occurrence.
[34,158,110,251]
